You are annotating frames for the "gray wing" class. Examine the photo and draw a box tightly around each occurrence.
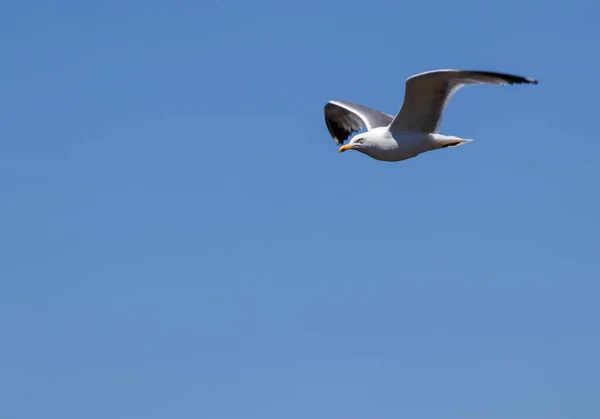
[389,69,538,134]
[324,100,394,145]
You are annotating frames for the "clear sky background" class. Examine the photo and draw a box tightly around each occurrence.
[1,1,599,418]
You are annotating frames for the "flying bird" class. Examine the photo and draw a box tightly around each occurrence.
[324,69,538,162]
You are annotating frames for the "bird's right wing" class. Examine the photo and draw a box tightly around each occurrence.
[324,100,394,145]
[389,69,538,134]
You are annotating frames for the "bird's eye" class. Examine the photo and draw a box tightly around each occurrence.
[356,138,365,144]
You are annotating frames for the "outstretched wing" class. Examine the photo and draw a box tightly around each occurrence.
[390,69,538,134]
[324,100,394,145]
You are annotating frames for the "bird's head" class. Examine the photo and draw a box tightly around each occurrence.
[338,133,370,153]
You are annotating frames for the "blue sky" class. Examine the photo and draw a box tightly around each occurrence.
[1,0,599,418]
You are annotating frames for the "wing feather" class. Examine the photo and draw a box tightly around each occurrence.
[390,70,538,134]
[324,100,394,145]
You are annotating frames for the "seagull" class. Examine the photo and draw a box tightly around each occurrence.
[324,69,538,162]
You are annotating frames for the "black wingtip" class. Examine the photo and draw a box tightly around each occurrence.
[521,76,538,85]
[505,74,538,85]
[473,70,538,85]
[513,75,538,85]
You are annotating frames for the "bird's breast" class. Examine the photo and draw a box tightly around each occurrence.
[365,132,435,162]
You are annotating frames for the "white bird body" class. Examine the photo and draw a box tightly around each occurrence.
[324,69,537,162]
[351,127,472,162]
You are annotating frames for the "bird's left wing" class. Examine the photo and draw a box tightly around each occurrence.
[324,100,394,145]
[389,69,538,134]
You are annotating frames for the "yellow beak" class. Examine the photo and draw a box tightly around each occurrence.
[338,144,354,153]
